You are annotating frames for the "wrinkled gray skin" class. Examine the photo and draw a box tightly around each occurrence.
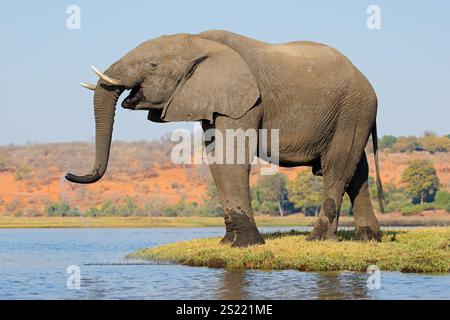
[66,30,383,247]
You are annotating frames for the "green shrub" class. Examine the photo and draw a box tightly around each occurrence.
[118,196,140,216]
[99,200,119,216]
[171,199,196,217]
[143,197,168,217]
[400,203,435,216]
[435,190,450,210]
[382,185,410,213]
[84,207,100,217]
[45,202,80,217]
[400,204,422,216]
[161,205,177,217]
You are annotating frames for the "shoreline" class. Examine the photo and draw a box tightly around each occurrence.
[0,214,449,228]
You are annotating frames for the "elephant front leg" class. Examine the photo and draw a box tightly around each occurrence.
[307,172,346,241]
[209,163,264,247]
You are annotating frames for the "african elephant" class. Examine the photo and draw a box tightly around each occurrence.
[66,30,383,247]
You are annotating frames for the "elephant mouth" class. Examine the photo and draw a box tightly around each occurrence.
[122,85,145,110]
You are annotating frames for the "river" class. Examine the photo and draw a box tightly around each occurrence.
[0,227,449,299]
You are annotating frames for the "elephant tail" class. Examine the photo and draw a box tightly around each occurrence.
[372,122,385,213]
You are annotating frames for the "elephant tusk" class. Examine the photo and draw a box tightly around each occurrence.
[80,82,96,90]
[91,65,124,86]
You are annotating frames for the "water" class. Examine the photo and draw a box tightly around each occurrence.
[0,227,449,300]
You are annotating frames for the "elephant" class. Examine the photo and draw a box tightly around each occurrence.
[66,30,384,247]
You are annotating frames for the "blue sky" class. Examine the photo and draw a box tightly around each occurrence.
[1,1,449,145]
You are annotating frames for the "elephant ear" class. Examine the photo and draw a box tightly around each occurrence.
[160,38,260,123]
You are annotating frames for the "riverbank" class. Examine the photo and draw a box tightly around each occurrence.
[0,213,449,228]
[129,227,450,273]
[0,215,311,228]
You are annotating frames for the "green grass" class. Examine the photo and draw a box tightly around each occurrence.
[129,227,450,273]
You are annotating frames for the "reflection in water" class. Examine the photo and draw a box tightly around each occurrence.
[217,270,249,300]
[312,272,369,300]
[215,269,370,300]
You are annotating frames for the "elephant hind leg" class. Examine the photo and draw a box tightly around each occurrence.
[346,152,381,241]
[307,112,370,241]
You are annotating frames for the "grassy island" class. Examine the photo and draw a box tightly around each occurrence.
[129,227,450,273]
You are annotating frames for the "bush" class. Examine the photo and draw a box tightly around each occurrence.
[45,202,80,217]
[143,196,170,217]
[435,190,450,210]
[161,205,178,217]
[99,200,119,216]
[419,132,450,153]
[118,196,140,216]
[84,207,100,217]
[400,204,422,216]
[14,165,32,180]
[400,203,435,216]
[0,155,9,171]
[383,185,410,212]
[169,199,196,217]
[393,136,422,152]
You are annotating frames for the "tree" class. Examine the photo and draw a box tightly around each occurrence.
[379,135,397,151]
[288,170,323,216]
[419,132,450,153]
[252,173,289,216]
[393,136,421,153]
[401,160,440,204]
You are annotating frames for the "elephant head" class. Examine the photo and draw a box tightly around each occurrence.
[65,33,260,184]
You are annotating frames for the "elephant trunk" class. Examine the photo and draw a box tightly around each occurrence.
[65,83,124,184]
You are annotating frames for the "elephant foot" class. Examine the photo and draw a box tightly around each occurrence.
[355,226,381,242]
[220,232,234,244]
[306,231,338,241]
[230,229,265,247]
[222,208,265,247]
[307,217,338,241]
